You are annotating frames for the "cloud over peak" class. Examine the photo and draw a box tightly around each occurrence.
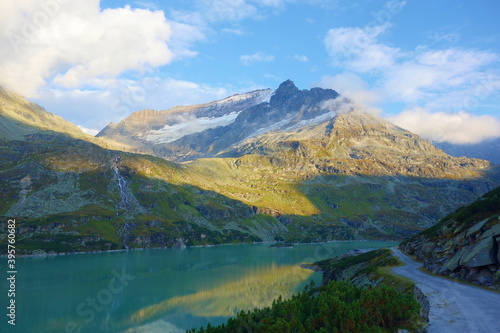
[324,23,400,72]
[389,108,500,145]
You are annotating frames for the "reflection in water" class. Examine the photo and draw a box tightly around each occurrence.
[120,320,185,333]
[131,264,313,325]
[11,241,397,332]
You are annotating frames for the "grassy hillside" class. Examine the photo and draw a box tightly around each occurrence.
[402,186,500,243]
[1,131,499,254]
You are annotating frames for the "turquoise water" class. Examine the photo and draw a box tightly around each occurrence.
[1,241,396,333]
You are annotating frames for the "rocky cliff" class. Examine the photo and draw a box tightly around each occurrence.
[400,186,500,288]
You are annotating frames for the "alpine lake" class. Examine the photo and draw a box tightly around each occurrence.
[2,241,397,332]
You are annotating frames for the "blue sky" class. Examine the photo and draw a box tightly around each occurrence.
[0,0,499,144]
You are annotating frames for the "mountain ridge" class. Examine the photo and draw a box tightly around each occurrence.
[1,82,499,254]
[0,86,86,141]
[97,80,341,161]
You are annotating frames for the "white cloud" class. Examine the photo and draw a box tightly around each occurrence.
[320,96,355,115]
[198,0,289,22]
[0,0,174,96]
[383,49,498,103]
[388,108,500,144]
[323,17,500,145]
[324,23,400,72]
[427,31,461,45]
[201,0,259,22]
[134,1,160,11]
[171,0,288,34]
[77,125,99,136]
[221,28,245,35]
[240,52,275,65]
[168,20,205,59]
[292,54,309,62]
[316,72,381,114]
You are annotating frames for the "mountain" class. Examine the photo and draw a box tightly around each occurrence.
[435,138,500,165]
[0,87,148,153]
[400,186,500,289]
[219,109,489,179]
[1,82,500,254]
[97,87,275,160]
[0,87,86,141]
[98,80,343,161]
[97,80,492,179]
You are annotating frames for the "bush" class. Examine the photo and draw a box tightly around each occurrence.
[188,280,420,333]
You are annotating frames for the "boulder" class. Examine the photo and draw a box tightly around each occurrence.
[465,267,480,281]
[466,218,490,238]
[479,222,500,240]
[442,239,454,252]
[441,247,468,272]
[461,237,497,268]
[476,269,495,286]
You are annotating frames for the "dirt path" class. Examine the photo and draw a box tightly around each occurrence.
[391,247,500,333]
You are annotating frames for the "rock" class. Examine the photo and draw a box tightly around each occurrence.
[479,222,500,240]
[466,218,490,238]
[421,241,435,255]
[497,236,500,264]
[477,269,495,286]
[427,263,441,274]
[461,237,497,268]
[443,239,454,252]
[442,246,469,272]
[465,267,479,281]
[413,286,430,322]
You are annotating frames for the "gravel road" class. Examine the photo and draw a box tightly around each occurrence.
[391,247,500,333]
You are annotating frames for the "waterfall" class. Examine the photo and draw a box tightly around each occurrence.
[113,157,131,210]
[113,157,136,249]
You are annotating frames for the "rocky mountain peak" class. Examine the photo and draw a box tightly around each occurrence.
[269,80,339,110]
[270,80,299,104]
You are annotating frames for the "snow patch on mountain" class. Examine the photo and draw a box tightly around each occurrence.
[138,89,275,144]
[239,110,337,145]
[291,111,336,129]
[141,112,240,144]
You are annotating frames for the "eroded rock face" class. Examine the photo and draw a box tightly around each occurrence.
[460,237,497,268]
[401,203,500,289]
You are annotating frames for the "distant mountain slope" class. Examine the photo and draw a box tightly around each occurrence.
[0,86,142,153]
[400,186,500,288]
[435,138,500,165]
[1,82,500,254]
[0,87,85,141]
[220,110,488,179]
